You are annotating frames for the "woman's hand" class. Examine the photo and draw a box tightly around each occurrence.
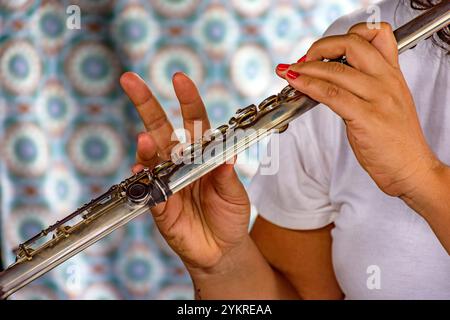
[120,72,251,274]
[276,22,444,198]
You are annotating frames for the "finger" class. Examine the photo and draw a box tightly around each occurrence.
[172,72,211,141]
[347,22,399,67]
[135,132,160,168]
[305,33,390,76]
[132,163,145,174]
[278,61,380,102]
[285,72,371,121]
[210,162,248,205]
[120,72,178,159]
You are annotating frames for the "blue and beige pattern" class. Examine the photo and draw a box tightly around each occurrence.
[0,0,375,300]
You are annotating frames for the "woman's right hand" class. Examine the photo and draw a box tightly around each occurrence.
[120,71,251,274]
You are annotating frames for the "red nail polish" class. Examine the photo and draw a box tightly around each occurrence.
[297,55,307,63]
[276,63,290,71]
[287,70,300,80]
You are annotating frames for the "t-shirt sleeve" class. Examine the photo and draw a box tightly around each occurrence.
[248,13,363,230]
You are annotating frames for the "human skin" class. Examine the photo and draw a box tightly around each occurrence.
[119,22,450,299]
[277,23,450,255]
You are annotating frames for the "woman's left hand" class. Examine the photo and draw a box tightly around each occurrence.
[276,22,443,198]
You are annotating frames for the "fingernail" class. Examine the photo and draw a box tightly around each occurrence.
[287,70,300,80]
[276,63,290,71]
[297,55,307,63]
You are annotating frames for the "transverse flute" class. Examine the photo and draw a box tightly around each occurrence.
[1,1,449,299]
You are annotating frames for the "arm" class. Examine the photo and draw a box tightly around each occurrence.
[189,217,343,300]
[251,217,343,299]
[188,234,299,300]
[400,164,450,254]
[276,22,450,255]
[120,72,342,300]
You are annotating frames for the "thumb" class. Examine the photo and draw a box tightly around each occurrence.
[210,161,248,204]
[348,22,399,67]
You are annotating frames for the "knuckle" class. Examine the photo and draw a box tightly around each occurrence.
[301,76,315,89]
[310,38,321,49]
[347,33,364,44]
[327,62,346,74]
[380,22,393,32]
[352,22,365,28]
[379,89,397,106]
[308,38,325,54]
[349,22,366,32]
[326,84,340,98]
[148,114,169,131]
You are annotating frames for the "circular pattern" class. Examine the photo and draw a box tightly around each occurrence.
[0,0,33,11]
[297,0,317,10]
[0,40,41,95]
[204,85,236,127]
[149,46,204,99]
[51,254,89,297]
[230,44,272,97]
[4,123,49,177]
[32,3,67,53]
[36,81,76,134]
[311,0,356,33]
[5,205,52,250]
[85,226,125,256]
[0,0,373,300]
[263,5,304,52]
[112,5,159,59]
[72,0,115,13]
[80,283,122,300]
[156,284,194,300]
[193,6,239,58]
[0,178,12,231]
[10,285,59,300]
[0,97,6,123]
[65,42,120,96]
[231,0,271,18]
[116,244,165,296]
[152,0,200,19]
[44,165,81,216]
[68,124,124,176]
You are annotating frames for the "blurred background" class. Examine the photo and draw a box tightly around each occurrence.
[0,0,376,299]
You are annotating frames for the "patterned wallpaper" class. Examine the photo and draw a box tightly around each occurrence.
[0,0,375,300]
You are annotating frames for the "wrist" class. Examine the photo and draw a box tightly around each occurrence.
[186,234,253,280]
[400,158,450,217]
[185,235,257,300]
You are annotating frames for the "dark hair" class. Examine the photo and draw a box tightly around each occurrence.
[409,0,449,52]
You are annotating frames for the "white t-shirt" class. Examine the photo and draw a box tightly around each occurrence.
[248,0,450,299]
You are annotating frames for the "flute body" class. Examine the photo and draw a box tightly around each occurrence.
[1,1,449,299]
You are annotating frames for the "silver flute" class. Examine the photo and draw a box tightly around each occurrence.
[1,2,449,300]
